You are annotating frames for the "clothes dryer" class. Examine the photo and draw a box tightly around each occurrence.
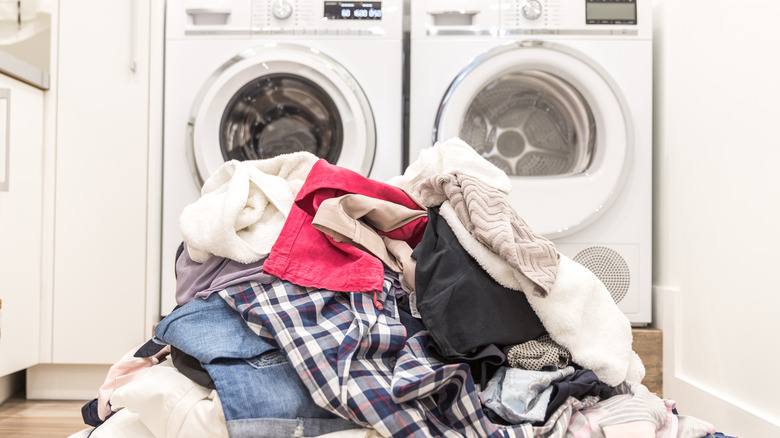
[408,0,652,324]
[162,0,404,313]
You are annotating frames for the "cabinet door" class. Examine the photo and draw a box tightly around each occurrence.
[0,74,44,376]
[52,0,151,363]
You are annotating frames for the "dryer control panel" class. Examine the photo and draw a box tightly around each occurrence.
[499,0,647,35]
[167,0,402,39]
[585,0,637,25]
[412,0,650,39]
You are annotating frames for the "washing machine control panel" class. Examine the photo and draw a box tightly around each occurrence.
[521,0,543,20]
[169,0,402,39]
[323,2,383,20]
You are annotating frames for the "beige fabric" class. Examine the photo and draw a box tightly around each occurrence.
[411,173,559,297]
[312,194,424,292]
[77,408,156,438]
[97,343,171,421]
[110,361,229,438]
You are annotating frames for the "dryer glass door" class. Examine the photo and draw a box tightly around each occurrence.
[434,41,632,238]
[458,70,595,177]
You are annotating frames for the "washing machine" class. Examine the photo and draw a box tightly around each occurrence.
[408,0,652,324]
[161,0,404,313]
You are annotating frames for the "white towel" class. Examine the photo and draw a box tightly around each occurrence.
[179,152,318,264]
[387,137,512,196]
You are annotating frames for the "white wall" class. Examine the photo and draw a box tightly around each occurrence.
[653,1,780,436]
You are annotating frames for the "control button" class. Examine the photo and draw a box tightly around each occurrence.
[521,0,543,20]
[272,0,293,20]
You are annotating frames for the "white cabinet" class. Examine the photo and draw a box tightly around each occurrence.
[0,73,44,377]
[48,0,159,364]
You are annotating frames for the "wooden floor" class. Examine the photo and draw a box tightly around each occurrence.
[0,394,88,438]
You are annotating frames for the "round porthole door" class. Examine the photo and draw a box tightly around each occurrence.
[434,41,633,238]
[188,43,376,186]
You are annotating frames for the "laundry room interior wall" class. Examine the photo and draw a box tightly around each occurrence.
[652,0,780,435]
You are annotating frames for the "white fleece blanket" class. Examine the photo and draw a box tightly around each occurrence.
[179,152,318,264]
[440,202,645,386]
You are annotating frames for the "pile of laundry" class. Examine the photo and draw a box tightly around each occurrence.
[71,138,722,438]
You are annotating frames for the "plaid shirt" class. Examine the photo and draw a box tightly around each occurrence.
[219,278,539,437]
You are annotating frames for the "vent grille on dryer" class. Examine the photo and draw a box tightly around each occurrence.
[573,246,631,304]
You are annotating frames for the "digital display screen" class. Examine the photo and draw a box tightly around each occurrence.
[586,0,637,25]
[324,2,382,20]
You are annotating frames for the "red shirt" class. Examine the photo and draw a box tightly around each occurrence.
[263,159,427,294]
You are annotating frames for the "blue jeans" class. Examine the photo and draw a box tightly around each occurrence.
[480,366,574,424]
[154,294,358,437]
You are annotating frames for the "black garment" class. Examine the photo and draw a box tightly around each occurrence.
[170,345,216,390]
[133,337,168,358]
[543,368,615,421]
[412,207,547,360]
[398,307,426,338]
[81,398,115,427]
[458,344,506,388]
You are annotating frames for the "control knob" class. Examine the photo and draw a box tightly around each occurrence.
[272,0,293,20]
[521,0,543,20]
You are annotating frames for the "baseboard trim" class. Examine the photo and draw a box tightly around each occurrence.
[653,285,780,436]
[26,364,110,401]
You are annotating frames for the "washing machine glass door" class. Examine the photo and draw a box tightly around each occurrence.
[434,41,632,238]
[189,43,376,186]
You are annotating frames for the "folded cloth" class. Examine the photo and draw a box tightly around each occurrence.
[179,151,318,264]
[263,159,427,294]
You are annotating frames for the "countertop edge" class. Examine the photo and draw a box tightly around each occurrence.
[0,50,50,90]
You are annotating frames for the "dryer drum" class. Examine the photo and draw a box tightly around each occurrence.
[219,73,344,164]
[459,70,596,177]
